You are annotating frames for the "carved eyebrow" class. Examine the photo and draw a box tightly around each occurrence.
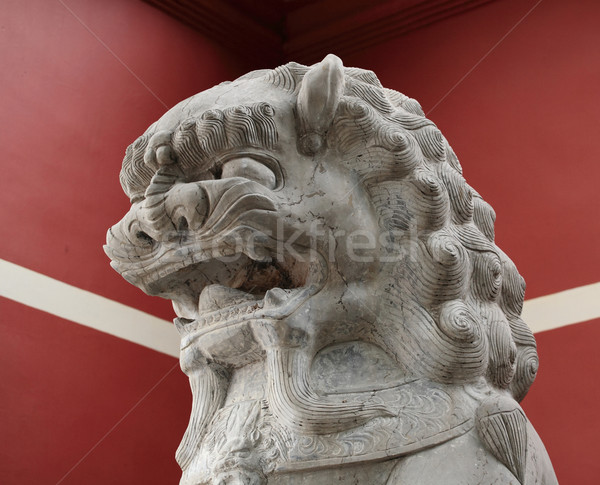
[171,103,279,174]
[119,103,280,202]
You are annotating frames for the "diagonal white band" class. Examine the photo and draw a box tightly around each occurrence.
[0,258,180,357]
[521,281,600,334]
[1,258,598,356]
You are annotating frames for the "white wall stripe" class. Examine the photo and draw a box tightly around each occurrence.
[1,259,599,356]
[521,281,600,334]
[0,259,179,357]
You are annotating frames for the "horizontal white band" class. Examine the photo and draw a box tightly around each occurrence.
[1,258,598,356]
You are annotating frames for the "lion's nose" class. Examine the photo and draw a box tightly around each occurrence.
[131,157,211,242]
[105,181,210,262]
[141,182,209,242]
[164,183,209,232]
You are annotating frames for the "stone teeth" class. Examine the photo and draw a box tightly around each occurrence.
[172,295,199,320]
[198,285,223,313]
[173,317,195,335]
[263,287,292,308]
[198,284,261,313]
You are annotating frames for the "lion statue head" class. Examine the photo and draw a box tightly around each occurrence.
[106,55,555,485]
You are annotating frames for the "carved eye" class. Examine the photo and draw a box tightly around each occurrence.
[220,157,276,189]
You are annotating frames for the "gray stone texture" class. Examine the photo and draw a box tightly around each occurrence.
[106,55,558,484]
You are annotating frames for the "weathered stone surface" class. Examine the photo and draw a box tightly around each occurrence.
[106,55,558,484]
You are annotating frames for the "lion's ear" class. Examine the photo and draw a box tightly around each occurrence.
[297,54,345,155]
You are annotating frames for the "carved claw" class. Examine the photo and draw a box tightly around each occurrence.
[177,349,229,471]
[265,348,394,435]
[476,394,528,484]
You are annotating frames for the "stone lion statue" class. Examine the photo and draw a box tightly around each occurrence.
[106,55,558,484]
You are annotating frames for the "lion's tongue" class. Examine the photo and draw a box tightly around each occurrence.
[198,284,260,312]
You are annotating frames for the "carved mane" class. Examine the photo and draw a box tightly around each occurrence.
[119,62,538,404]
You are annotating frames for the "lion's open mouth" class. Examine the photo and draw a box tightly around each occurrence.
[139,236,326,348]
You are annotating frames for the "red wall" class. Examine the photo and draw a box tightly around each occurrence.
[524,318,600,484]
[1,0,253,483]
[343,0,600,482]
[2,0,598,483]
